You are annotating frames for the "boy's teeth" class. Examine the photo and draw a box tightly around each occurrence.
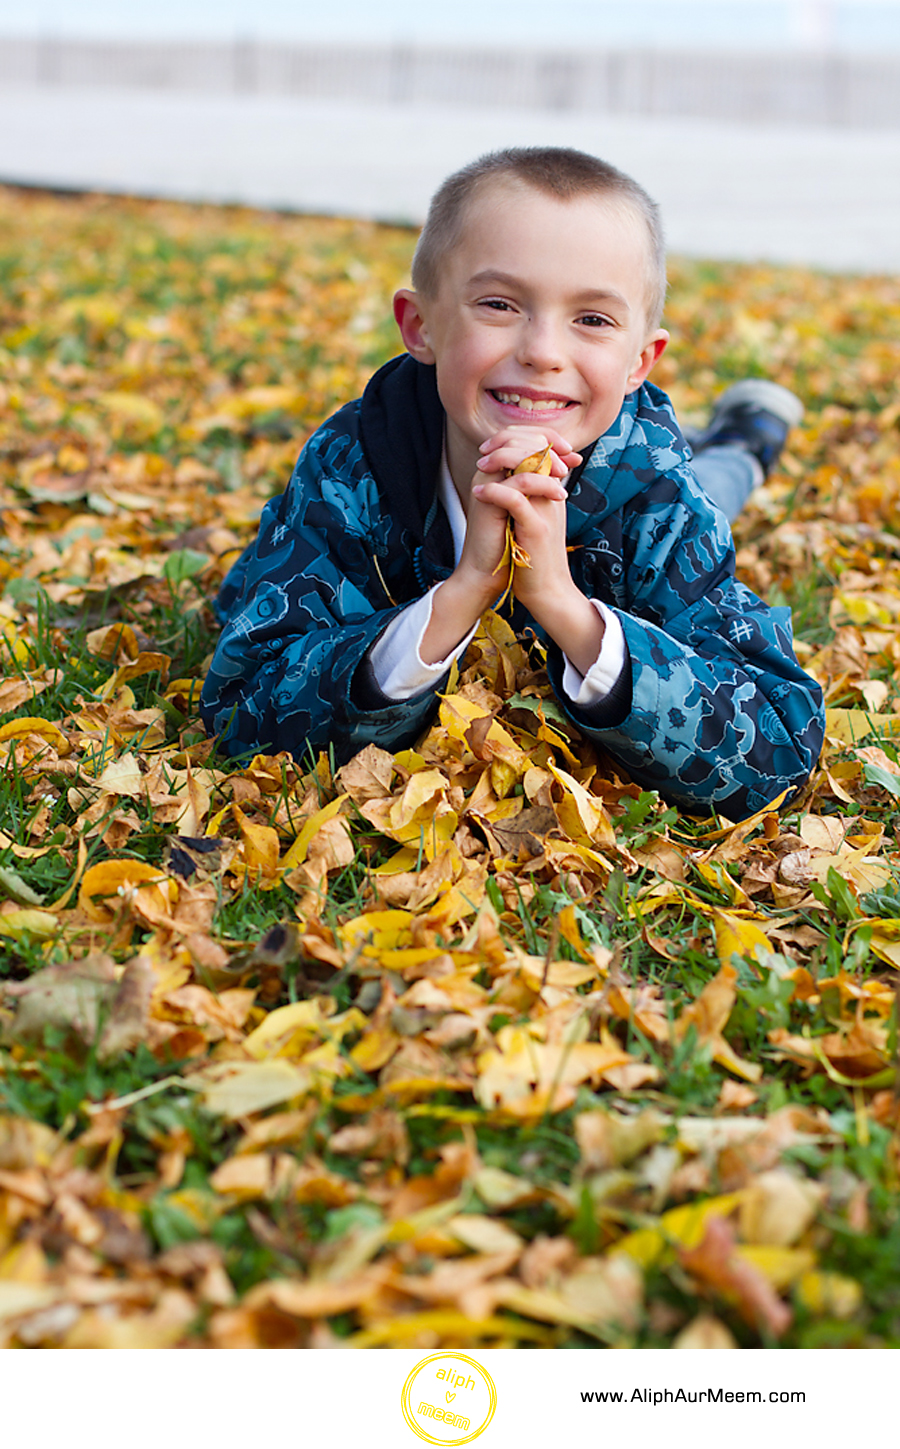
[494,391,565,411]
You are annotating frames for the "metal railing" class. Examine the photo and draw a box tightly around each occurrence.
[2,36,899,128]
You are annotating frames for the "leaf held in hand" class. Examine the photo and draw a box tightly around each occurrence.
[491,446,554,606]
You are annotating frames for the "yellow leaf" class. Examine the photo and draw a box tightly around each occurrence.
[547,761,616,846]
[371,845,419,876]
[85,623,140,661]
[281,794,348,869]
[243,999,333,1060]
[0,831,53,860]
[0,717,71,756]
[475,1025,635,1117]
[206,802,232,837]
[494,1258,641,1335]
[479,607,530,673]
[0,622,33,667]
[219,385,305,419]
[57,293,123,329]
[615,1193,747,1268]
[714,910,773,967]
[807,847,893,894]
[832,590,897,627]
[350,1025,401,1071]
[677,788,789,840]
[349,1310,553,1348]
[795,1270,863,1318]
[95,752,144,798]
[438,693,491,743]
[610,1226,666,1269]
[870,932,900,970]
[675,962,763,1082]
[735,1245,816,1290]
[210,1154,274,1199]
[825,708,900,744]
[392,749,428,774]
[232,803,280,879]
[661,1193,747,1250]
[0,1283,61,1321]
[163,678,204,712]
[390,768,450,827]
[447,1213,524,1255]
[201,1061,311,1117]
[513,446,554,477]
[519,957,598,991]
[96,391,165,437]
[78,860,173,922]
[739,1168,823,1246]
[98,652,171,700]
[338,908,414,954]
[695,859,751,907]
[0,909,59,941]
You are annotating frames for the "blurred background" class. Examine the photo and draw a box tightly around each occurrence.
[2,0,900,269]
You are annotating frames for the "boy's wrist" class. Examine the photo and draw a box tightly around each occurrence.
[420,570,496,665]
[449,560,505,614]
[527,584,606,677]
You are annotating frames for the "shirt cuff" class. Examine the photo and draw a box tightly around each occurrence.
[561,600,627,706]
[368,586,479,700]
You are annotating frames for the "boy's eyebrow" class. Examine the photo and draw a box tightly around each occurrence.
[467,269,632,311]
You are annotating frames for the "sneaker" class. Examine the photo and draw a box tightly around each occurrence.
[692,380,804,477]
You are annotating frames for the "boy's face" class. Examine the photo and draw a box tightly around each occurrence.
[395,181,668,486]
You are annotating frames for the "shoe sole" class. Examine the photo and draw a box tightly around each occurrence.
[707,379,804,430]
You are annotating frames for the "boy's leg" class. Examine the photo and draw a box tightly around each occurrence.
[692,446,761,523]
[689,379,803,523]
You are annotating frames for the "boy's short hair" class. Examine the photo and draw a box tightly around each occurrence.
[412,145,667,331]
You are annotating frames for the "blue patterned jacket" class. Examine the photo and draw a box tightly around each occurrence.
[200,354,824,819]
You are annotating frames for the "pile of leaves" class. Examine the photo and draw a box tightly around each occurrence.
[0,183,898,1349]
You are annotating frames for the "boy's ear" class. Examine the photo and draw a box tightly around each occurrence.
[393,289,436,365]
[625,330,669,393]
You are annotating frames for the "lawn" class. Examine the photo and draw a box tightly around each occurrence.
[0,184,898,1349]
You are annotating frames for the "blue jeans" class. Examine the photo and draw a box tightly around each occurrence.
[691,444,759,524]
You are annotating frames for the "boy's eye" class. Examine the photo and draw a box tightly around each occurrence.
[579,313,613,328]
[480,298,514,312]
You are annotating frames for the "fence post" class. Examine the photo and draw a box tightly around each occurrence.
[233,36,257,94]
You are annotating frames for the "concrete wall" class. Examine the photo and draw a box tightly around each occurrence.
[2,36,899,128]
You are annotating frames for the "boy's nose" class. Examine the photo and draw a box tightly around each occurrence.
[517,318,565,372]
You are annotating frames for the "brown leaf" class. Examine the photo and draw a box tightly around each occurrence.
[484,805,558,858]
[679,1216,792,1338]
[4,955,119,1050]
[675,963,763,1082]
[97,955,154,1060]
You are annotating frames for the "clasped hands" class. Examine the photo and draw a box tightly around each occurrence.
[422,427,607,678]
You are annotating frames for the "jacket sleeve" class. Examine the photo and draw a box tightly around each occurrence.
[199,427,445,762]
[547,471,825,820]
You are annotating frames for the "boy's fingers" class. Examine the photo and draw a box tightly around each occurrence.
[479,426,577,454]
[511,474,568,500]
[474,477,567,502]
[477,430,582,475]
[472,480,567,511]
[481,475,565,504]
[476,450,575,479]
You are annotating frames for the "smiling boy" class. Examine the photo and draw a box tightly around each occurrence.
[200,147,824,819]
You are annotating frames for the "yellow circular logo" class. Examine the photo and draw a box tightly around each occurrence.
[401,1352,497,1444]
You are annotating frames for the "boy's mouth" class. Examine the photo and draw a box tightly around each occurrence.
[490,389,576,412]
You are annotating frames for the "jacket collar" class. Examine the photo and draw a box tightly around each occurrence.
[567,385,694,535]
[358,354,450,556]
[357,355,692,550]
